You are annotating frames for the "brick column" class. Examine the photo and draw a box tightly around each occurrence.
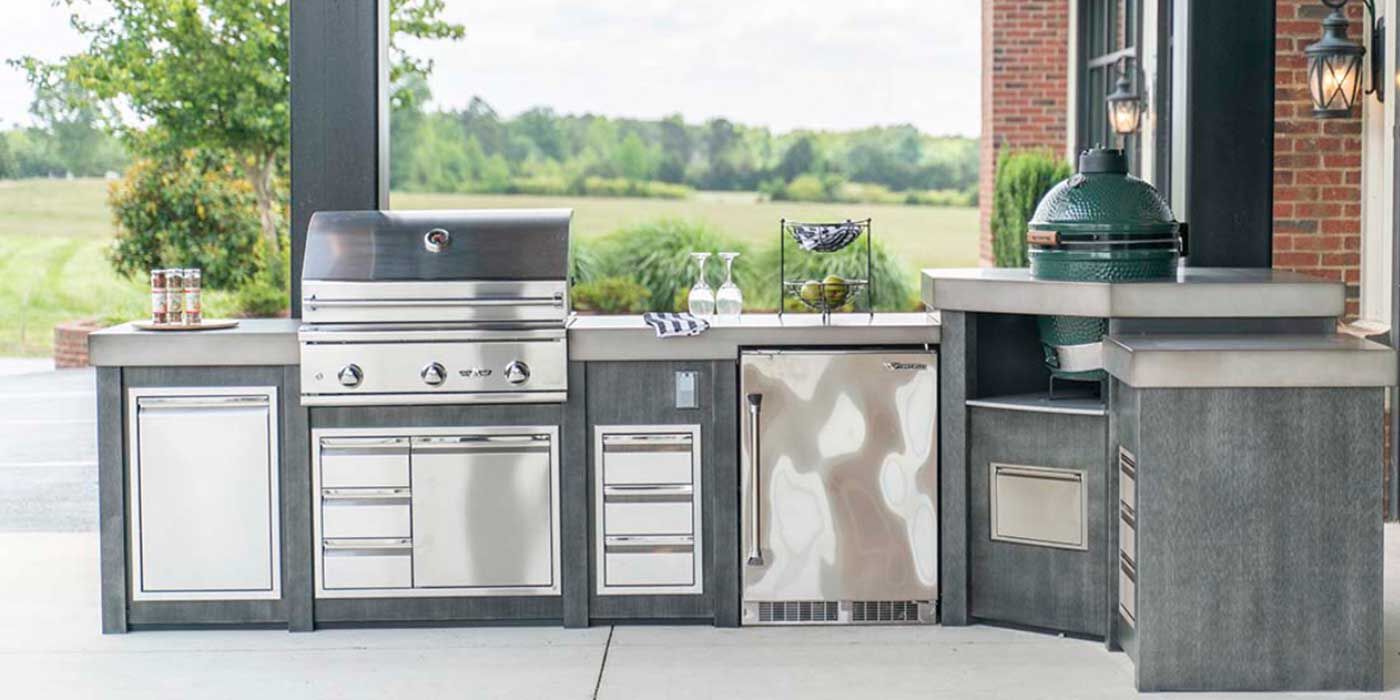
[1273,0,1364,319]
[979,0,1071,266]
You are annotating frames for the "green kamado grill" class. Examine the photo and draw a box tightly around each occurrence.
[1026,148,1180,392]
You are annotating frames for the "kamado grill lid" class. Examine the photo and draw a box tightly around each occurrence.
[1028,148,1178,239]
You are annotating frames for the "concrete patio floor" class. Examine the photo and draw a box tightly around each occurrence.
[1,366,1396,699]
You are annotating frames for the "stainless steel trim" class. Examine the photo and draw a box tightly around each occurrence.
[741,600,937,626]
[136,395,271,410]
[320,436,409,449]
[989,462,1089,551]
[300,391,569,406]
[744,393,764,567]
[602,434,694,449]
[323,538,413,556]
[603,535,695,553]
[602,484,694,502]
[303,297,564,309]
[303,279,568,301]
[299,327,567,343]
[322,487,411,504]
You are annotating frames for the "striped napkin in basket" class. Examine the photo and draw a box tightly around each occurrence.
[642,312,710,338]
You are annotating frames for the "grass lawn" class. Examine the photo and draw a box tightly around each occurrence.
[0,179,979,357]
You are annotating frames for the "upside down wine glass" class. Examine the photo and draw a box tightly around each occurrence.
[687,252,715,316]
[715,252,743,318]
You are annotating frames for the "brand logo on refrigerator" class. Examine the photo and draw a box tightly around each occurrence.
[883,362,929,371]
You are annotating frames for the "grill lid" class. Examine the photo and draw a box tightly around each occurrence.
[301,209,572,282]
[1028,149,1178,237]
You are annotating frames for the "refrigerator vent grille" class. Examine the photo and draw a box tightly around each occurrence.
[757,601,840,623]
[851,600,923,623]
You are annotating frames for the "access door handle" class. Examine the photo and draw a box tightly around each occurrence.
[745,393,764,567]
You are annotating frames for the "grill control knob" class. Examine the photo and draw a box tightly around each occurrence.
[504,361,530,385]
[421,362,447,387]
[337,364,363,388]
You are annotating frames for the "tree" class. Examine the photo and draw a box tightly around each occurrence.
[17,0,464,247]
[0,135,15,180]
[775,134,820,184]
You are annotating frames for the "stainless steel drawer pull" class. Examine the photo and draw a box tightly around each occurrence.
[602,485,694,502]
[603,434,693,449]
[323,538,412,556]
[304,297,563,309]
[604,535,695,554]
[745,393,764,567]
[137,396,270,410]
[320,437,409,449]
[322,487,411,502]
[411,435,550,452]
[994,466,1084,483]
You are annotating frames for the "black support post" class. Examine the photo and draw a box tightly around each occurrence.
[289,0,389,316]
[1183,0,1275,267]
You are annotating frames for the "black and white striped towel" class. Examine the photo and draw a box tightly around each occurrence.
[643,312,710,338]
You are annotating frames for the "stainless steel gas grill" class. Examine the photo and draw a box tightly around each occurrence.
[298,209,572,406]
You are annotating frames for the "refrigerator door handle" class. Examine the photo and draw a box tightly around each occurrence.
[745,393,764,567]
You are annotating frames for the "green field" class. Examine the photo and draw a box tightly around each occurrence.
[0,179,978,357]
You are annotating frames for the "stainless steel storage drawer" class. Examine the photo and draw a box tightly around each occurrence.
[1119,556,1137,625]
[1119,447,1136,513]
[990,463,1089,550]
[322,539,412,590]
[321,489,412,539]
[604,501,694,536]
[603,536,696,588]
[1119,509,1136,564]
[320,437,410,488]
[601,433,694,485]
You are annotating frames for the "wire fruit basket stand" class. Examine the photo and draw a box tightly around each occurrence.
[778,218,874,324]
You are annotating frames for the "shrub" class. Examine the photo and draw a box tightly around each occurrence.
[990,150,1071,267]
[233,237,290,317]
[107,149,264,289]
[744,236,917,312]
[769,173,845,203]
[591,219,746,312]
[571,276,650,314]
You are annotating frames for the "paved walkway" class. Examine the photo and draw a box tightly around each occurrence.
[0,365,1396,699]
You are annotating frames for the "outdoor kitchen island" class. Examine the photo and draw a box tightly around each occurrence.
[88,312,938,633]
[925,266,1396,692]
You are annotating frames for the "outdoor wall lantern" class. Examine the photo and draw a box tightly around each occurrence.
[1306,0,1385,119]
[1105,57,1143,137]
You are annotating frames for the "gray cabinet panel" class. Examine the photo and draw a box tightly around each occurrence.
[584,361,738,623]
[968,405,1108,636]
[1128,387,1383,692]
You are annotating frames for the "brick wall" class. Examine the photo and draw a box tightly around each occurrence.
[1273,0,1364,320]
[979,0,1072,265]
[53,319,103,369]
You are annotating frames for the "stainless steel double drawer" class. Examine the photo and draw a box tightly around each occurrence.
[595,427,703,595]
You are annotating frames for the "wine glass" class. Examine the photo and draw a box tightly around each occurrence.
[715,252,743,318]
[687,252,715,316]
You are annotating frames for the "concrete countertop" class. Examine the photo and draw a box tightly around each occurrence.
[89,313,941,367]
[921,267,1345,319]
[568,312,940,361]
[89,318,301,367]
[1104,334,1397,388]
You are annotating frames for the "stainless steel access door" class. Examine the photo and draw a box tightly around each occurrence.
[410,429,560,595]
[740,350,938,619]
[128,388,281,601]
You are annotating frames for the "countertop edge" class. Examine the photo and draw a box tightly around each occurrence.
[1104,336,1398,388]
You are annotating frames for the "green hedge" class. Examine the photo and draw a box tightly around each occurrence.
[571,218,918,313]
[990,150,1071,267]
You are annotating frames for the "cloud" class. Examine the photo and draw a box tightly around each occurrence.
[402,0,980,136]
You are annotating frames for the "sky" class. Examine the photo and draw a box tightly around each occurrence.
[1,0,981,137]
